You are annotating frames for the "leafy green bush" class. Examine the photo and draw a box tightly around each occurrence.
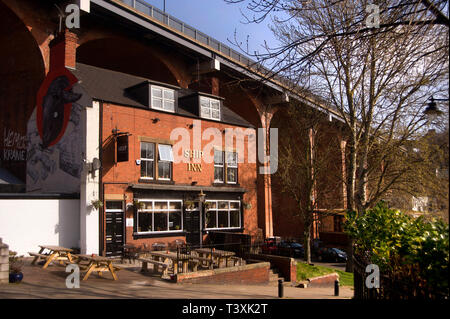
[345,202,449,295]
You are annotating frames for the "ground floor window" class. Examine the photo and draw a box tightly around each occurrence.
[136,199,183,233]
[205,200,241,230]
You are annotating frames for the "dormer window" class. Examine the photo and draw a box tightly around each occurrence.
[200,96,221,120]
[151,85,175,112]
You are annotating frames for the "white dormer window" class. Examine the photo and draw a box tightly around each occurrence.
[151,85,175,112]
[200,96,220,120]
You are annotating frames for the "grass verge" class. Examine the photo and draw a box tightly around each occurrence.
[296,262,354,287]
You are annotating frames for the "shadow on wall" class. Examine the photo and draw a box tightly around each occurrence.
[102,134,116,177]
[57,200,80,249]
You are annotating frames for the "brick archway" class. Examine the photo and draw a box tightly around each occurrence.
[0,0,46,183]
[76,36,191,87]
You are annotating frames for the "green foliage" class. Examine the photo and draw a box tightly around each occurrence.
[9,251,24,274]
[344,202,449,295]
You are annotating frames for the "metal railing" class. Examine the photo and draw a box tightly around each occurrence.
[353,253,449,300]
[118,0,254,67]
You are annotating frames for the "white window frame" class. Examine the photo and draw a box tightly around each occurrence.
[204,200,241,230]
[200,96,221,121]
[136,199,183,234]
[225,151,238,184]
[214,149,224,183]
[157,144,173,181]
[151,85,175,113]
[140,142,154,180]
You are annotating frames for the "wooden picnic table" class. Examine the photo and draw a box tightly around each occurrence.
[29,245,74,269]
[75,254,121,281]
[144,251,189,274]
[193,248,236,268]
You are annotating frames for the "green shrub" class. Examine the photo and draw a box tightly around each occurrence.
[344,202,449,295]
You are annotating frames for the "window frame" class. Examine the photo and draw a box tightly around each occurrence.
[140,142,173,181]
[204,200,241,230]
[214,149,224,183]
[199,96,221,121]
[157,144,173,181]
[214,150,238,184]
[151,85,175,113]
[140,142,155,180]
[225,151,238,184]
[136,199,183,234]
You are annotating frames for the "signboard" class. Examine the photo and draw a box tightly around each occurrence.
[116,135,129,162]
[126,218,134,227]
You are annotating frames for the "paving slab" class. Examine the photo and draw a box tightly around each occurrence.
[0,259,353,299]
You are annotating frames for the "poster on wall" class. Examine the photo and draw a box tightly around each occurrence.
[26,67,85,193]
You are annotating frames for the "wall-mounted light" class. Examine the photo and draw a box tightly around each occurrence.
[191,181,198,186]
[152,118,160,124]
[187,123,194,129]
[88,157,101,174]
[197,189,206,202]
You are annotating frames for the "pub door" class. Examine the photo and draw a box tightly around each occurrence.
[184,201,202,247]
[105,201,125,257]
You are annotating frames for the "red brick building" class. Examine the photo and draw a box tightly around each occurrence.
[69,62,259,255]
[0,0,348,255]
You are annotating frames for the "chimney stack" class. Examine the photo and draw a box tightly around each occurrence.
[49,29,78,71]
[189,76,220,96]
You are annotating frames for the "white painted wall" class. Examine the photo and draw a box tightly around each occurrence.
[79,100,100,254]
[0,199,80,255]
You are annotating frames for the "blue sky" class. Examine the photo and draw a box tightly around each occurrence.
[142,0,280,58]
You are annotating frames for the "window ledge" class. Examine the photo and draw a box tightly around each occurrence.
[212,183,240,187]
[138,179,175,185]
[204,228,244,233]
[133,231,186,239]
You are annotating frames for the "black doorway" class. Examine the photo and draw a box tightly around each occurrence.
[184,201,202,246]
[105,201,125,257]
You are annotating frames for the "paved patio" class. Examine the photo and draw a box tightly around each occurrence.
[0,259,353,299]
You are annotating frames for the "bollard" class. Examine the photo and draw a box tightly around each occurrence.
[278,279,284,298]
[334,279,339,296]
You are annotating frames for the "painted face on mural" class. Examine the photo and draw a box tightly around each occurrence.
[41,75,81,148]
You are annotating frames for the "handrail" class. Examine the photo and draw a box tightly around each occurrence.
[118,0,254,67]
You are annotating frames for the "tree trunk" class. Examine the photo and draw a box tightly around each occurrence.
[346,138,357,212]
[304,221,312,264]
[345,238,354,272]
[345,137,357,272]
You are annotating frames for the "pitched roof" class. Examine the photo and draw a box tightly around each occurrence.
[72,63,254,128]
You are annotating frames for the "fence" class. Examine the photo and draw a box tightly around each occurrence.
[353,253,448,300]
[118,0,254,67]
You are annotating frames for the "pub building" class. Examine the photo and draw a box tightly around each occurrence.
[0,0,349,257]
[71,63,258,256]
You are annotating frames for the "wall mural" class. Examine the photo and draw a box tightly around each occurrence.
[26,67,85,193]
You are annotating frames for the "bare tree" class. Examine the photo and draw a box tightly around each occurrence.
[225,0,449,270]
[272,102,344,263]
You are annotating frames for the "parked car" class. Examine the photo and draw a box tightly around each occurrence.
[277,241,305,258]
[261,238,278,255]
[316,247,347,262]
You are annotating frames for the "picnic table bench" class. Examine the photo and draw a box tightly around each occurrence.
[138,257,170,277]
[29,245,74,269]
[75,254,122,281]
[189,255,215,270]
[193,248,236,268]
